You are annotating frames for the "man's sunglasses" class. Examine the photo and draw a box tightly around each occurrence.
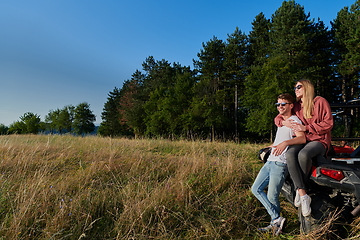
[294,85,303,91]
[275,103,291,107]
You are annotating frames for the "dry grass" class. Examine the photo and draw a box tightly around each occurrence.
[0,135,357,239]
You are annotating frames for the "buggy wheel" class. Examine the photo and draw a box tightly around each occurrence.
[299,194,336,236]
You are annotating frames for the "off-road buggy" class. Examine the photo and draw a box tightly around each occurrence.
[279,99,360,236]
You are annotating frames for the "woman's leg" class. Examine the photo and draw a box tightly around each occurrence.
[298,141,326,180]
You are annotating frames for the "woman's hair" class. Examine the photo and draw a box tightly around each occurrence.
[297,79,315,119]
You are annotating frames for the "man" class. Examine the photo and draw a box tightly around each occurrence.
[251,93,306,235]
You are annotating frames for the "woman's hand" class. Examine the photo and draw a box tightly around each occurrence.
[282,118,294,128]
[290,122,306,132]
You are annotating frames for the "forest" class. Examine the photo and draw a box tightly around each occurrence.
[98,0,360,141]
[1,0,359,140]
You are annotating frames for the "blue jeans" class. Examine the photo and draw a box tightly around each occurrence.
[251,161,288,221]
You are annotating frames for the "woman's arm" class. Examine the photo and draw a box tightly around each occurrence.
[274,114,295,128]
[306,97,333,135]
[274,114,284,127]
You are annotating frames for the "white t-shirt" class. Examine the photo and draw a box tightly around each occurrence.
[267,115,302,164]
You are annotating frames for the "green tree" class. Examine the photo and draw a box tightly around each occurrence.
[269,0,314,77]
[144,63,196,137]
[8,121,26,134]
[21,112,42,134]
[142,59,177,136]
[247,12,271,66]
[45,109,61,133]
[169,65,197,138]
[224,27,249,141]
[332,0,360,102]
[72,102,96,136]
[192,36,227,140]
[9,112,42,134]
[244,56,292,135]
[243,0,324,136]
[45,106,74,134]
[60,105,75,133]
[119,70,147,138]
[308,20,334,101]
[243,12,273,137]
[98,87,130,137]
[0,124,9,135]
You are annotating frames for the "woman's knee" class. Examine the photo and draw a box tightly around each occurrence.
[286,145,303,161]
[285,151,297,165]
[298,150,309,162]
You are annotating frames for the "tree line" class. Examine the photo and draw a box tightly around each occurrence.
[1,0,358,140]
[0,102,96,136]
[99,0,360,141]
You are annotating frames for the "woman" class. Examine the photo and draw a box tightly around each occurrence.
[274,79,333,217]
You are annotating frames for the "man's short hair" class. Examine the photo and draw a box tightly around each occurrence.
[277,93,294,103]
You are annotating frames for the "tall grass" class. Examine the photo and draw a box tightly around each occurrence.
[0,135,356,239]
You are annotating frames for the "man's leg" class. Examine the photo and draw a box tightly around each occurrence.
[252,161,281,221]
[267,161,288,217]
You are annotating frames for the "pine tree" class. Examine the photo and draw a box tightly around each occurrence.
[224,27,249,141]
[247,12,271,66]
[72,102,96,136]
[192,36,226,140]
[98,87,127,137]
[332,0,360,102]
[144,63,196,138]
[119,70,147,138]
[243,0,319,136]
[308,20,334,101]
[0,124,9,135]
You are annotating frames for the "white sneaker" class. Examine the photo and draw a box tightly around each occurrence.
[273,217,286,236]
[301,195,311,217]
[257,224,273,233]
[257,217,286,235]
[294,191,301,207]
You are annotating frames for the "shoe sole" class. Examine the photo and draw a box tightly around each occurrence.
[294,192,301,207]
[301,198,312,217]
[274,218,286,236]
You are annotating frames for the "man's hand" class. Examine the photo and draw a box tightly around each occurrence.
[272,142,288,156]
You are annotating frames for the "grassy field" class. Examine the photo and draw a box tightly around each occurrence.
[0,135,358,239]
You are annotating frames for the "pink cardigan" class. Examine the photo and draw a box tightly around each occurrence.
[274,96,333,149]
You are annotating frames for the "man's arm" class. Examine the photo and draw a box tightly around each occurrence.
[272,130,306,156]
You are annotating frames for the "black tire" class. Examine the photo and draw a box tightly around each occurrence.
[299,194,336,235]
[281,176,295,204]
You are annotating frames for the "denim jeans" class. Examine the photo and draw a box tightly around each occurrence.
[251,160,288,221]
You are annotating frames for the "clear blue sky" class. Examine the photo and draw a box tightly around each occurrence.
[0,0,356,126]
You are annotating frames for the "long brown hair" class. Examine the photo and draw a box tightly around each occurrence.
[296,79,315,119]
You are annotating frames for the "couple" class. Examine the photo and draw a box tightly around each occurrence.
[251,79,333,235]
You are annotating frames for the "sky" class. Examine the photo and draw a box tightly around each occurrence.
[0,0,356,126]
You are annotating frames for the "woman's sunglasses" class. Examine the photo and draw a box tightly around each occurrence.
[294,85,303,91]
